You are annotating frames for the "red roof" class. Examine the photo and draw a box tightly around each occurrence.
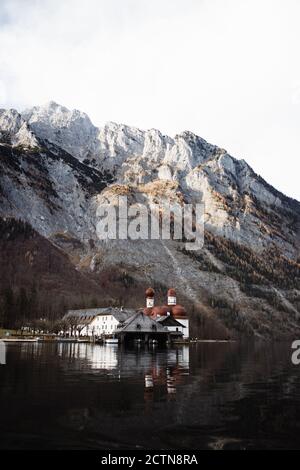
[172,304,187,319]
[143,307,154,316]
[151,305,170,319]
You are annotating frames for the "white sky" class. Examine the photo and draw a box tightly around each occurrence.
[0,0,299,200]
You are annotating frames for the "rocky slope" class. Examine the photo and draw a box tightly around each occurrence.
[0,102,299,338]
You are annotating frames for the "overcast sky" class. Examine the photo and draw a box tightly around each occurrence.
[0,0,299,200]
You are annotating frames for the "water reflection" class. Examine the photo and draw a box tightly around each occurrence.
[0,341,300,449]
[0,340,6,365]
[54,342,190,378]
[57,342,119,370]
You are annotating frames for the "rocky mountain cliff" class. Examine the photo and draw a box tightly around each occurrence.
[0,102,299,338]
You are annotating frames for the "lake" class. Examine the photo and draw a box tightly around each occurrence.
[0,341,300,450]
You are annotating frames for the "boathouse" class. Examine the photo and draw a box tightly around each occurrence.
[115,310,170,344]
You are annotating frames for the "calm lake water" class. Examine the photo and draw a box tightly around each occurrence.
[0,341,300,450]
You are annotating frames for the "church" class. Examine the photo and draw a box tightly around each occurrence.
[142,287,189,340]
[63,287,189,343]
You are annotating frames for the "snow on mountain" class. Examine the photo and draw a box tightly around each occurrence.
[21,102,219,176]
[22,101,99,161]
[0,102,297,256]
[0,102,299,338]
[0,108,39,148]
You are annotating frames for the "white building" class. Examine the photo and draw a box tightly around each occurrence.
[156,315,186,338]
[63,307,135,338]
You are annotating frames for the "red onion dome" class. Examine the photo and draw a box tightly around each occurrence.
[145,287,155,298]
[167,288,176,297]
[172,304,187,319]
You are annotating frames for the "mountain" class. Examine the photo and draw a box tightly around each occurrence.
[0,102,299,338]
[0,217,153,328]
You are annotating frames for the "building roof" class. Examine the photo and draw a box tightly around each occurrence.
[116,311,168,334]
[143,307,154,316]
[156,316,186,327]
[172,304,188,319]
[64,307,135,324]
[151,305,170,318]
